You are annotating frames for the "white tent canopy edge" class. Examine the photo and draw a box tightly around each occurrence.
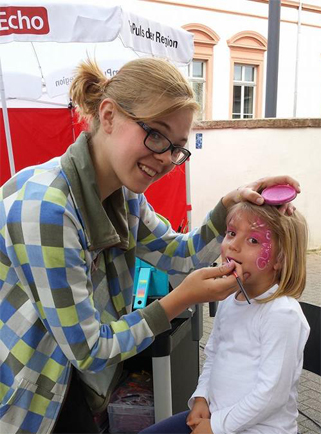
[0,0,194,175]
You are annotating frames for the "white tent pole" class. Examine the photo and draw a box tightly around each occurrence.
[0,56,15,177]
[31,43,45,82]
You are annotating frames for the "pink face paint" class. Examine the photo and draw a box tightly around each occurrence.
[256,229,272,270]
[251,218,273,271]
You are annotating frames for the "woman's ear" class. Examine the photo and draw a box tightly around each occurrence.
[99,98,116,134]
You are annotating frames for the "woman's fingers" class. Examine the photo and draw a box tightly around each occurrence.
[195,262,239,302]
[222,175,301,209]
[159,261,240,320]
[279,202,296,215]
[202,261,235,279]
[249,175,301,193]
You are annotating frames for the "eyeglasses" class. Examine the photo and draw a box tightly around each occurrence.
[137,121,191,166]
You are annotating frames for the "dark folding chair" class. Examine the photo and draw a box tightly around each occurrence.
[300,301,321,376]
[297,302,321,433]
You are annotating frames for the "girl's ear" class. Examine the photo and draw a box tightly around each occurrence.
[273,254,283,271]
[99,98,116,134]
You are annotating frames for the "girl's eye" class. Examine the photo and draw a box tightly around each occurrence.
[249,237,259,244]
[226,230,236,237]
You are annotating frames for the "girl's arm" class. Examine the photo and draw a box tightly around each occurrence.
[186,304,224,432]
[188,303,223,406]
[209,305,309,434]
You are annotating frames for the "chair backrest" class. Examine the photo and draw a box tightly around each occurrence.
[300,302,321,376]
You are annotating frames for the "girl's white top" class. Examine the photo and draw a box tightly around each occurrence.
[189,285,310,434]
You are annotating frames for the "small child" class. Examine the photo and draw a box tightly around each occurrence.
[140,201,310,434]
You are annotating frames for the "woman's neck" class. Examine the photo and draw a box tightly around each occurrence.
[89,133,121,201]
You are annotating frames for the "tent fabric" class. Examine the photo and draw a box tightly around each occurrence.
[0,107,187,229]
[0,3,193,99]
[144,164,187,232]
[0,3,193,65]
[0,108,82,181]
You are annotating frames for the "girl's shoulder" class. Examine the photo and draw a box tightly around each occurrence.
[262,294,300,313]
[261,296,309,328]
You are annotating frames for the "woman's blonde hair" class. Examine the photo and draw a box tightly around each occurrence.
[226,202,308,303]
[69,57,199,134]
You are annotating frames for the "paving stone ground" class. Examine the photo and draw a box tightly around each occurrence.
[200,250,321,434]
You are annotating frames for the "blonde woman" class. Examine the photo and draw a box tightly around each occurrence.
[141,202,309,434]
[0,57,300,433]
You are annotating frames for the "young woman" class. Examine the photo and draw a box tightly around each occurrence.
[141,201,309,434]
[0,57,300,433]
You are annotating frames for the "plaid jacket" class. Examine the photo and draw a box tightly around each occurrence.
[0,132,226,433]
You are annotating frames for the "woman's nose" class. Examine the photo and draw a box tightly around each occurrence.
[153,149,173,166]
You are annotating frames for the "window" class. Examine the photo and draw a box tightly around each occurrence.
[188,60,206,120]
[227,31,267,119]
[183,24,220,120]
[232,64,256,119]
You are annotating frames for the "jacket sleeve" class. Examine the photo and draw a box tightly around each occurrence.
[136,194,227,275]
[4,187,170,373]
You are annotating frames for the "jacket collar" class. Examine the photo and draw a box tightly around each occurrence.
[61,132,129,251]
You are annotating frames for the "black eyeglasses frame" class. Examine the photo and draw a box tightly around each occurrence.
[137,121,191,166]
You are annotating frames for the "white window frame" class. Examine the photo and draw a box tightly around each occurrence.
[232,64,257,119]
[188,60,206,120]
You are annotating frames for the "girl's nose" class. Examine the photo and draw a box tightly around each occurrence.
[229,237,241,252]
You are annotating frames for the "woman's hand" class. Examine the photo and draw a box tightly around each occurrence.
[159,261,239,321]
[222,175,300,215]
[187,397,211,431]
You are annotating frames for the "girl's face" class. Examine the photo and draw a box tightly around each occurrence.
[221,210,281,298]
[100,106,193,196]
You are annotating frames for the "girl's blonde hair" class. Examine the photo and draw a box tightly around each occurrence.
[226,202,308,303]
[69,57,199,134]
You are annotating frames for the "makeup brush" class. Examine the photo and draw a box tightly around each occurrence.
[226,258,251,304]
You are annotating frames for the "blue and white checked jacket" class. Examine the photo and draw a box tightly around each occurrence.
[0,132,226,433]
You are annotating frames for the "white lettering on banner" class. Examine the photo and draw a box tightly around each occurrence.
[0,7,49,36]
[55,69,118,89]
[128,20,178,49]
[0,12,9,30]
[104,68,118,77]
[55,76,74,88]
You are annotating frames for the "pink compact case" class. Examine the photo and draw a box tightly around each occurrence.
[261,184,297,205]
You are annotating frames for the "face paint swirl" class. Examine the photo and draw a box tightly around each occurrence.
[252,219,273,271]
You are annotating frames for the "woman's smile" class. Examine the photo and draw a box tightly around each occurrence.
[138,163,157,177]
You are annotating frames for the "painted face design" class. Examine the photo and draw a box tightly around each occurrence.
[250,219,273,271]
[221,210,279,296]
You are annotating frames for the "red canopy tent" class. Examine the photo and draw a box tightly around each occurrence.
[0,106,188,231]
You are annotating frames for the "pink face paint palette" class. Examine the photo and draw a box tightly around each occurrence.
[261,184,297,206]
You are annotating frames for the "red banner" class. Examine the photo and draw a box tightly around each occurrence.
[0,108,187,230]
[0,7,49,36]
